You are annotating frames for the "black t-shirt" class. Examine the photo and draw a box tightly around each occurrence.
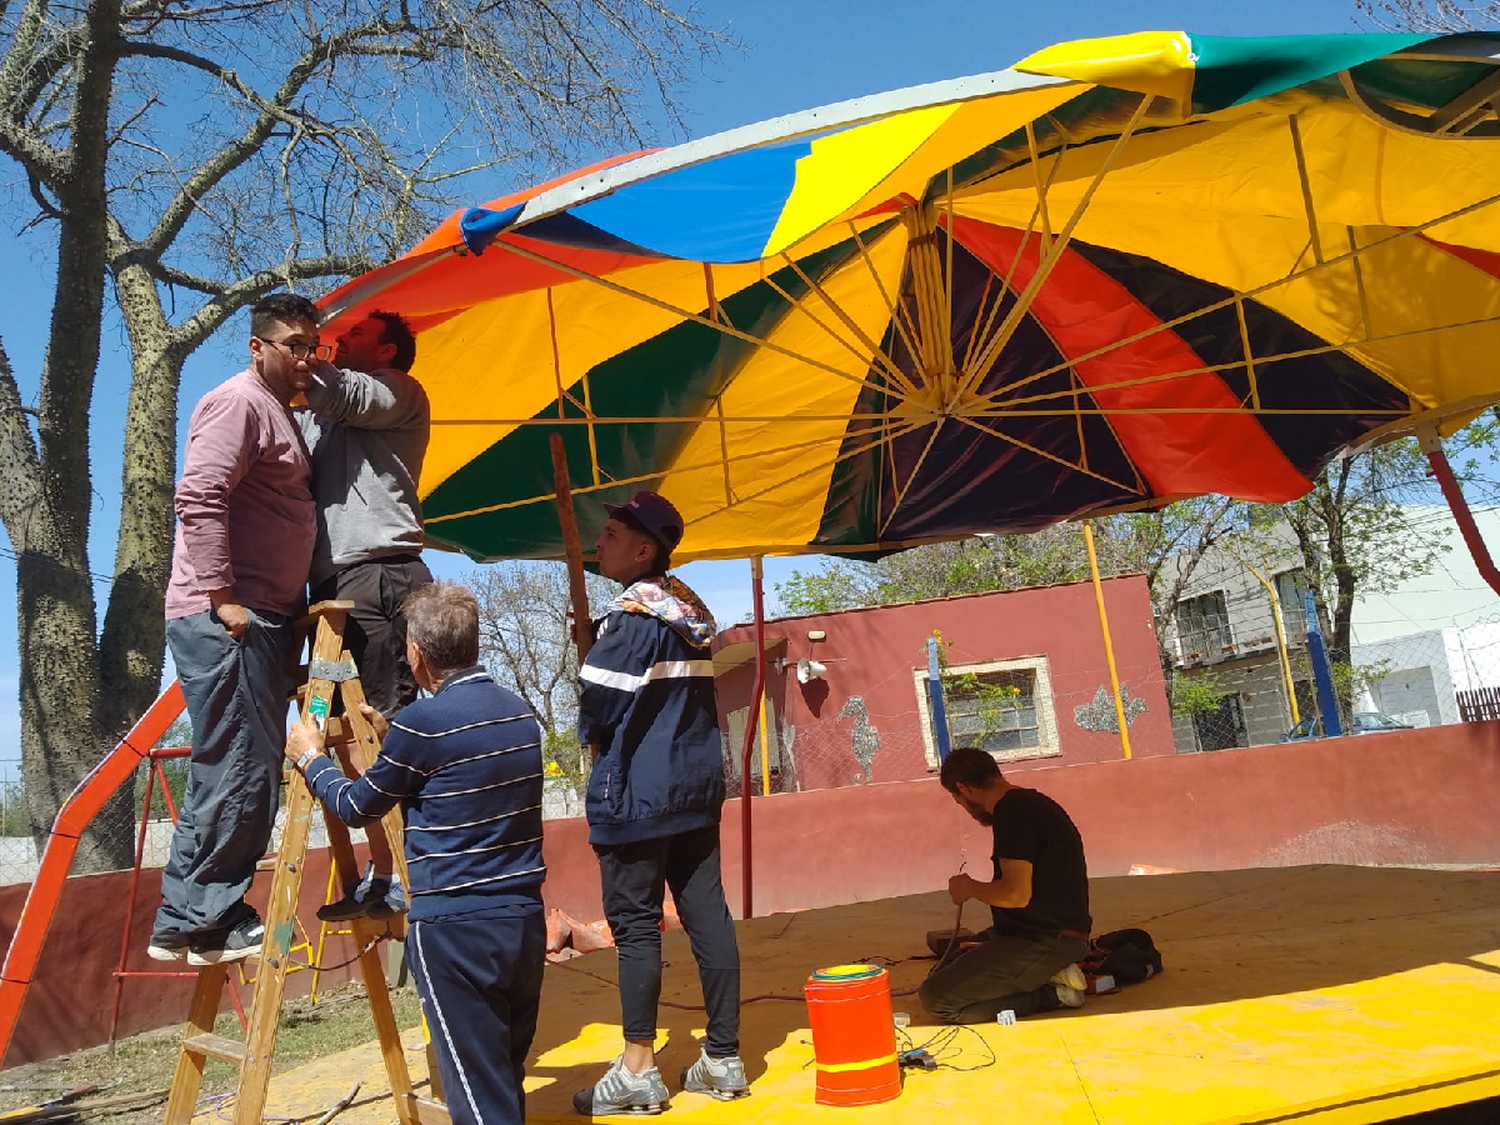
[989,787,1092,938]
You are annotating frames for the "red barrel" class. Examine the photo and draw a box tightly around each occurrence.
[804,964,902,1106]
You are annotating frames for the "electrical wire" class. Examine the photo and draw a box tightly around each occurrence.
[907,1024,998,1073]
[288,928,391,973]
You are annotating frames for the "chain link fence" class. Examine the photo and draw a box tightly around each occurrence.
[1165,566,1500,753]
[6,611,1498,875]
[0,749,388,888]
[718,647,1178,796]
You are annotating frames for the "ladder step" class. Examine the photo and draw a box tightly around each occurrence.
[183,1033,245,1064]
[410,1094,452,1125]
[295,599,356,629]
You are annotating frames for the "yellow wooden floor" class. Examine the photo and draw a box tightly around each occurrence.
[251,865,1500,1124]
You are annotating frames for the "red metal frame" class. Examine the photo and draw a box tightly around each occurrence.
[0,682,184,1066]
[106,744,246,1045]
[739,559,767,920]
[1421,427,1500,599]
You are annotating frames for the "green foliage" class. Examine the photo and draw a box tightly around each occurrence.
[925,629,953,669]
[137,716,193,815]
[1330,658,1395,718]
[544,728,590,794]
[0,774,28,837]
[946,673,1022,743]
[1171,674,1231,718]
[774,560,879,614]
[773,500,1252,621]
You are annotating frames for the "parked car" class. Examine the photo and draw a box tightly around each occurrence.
[1283,712,1414,741]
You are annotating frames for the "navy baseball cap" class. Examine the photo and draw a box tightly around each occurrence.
[603,490,684,555]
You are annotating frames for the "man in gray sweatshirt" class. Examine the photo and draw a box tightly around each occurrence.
[297,309,431,918]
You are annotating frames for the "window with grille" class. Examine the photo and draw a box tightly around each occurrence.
[1273,569,1310,641]
[1175,591,1231,662]
[913,656,1060,768]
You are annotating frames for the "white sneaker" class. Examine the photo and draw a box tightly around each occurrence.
[1049,962,1087,992]
[1051,982,1086,1009]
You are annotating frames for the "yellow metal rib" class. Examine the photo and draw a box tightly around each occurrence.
[490,237,909,403]
[427,414,923,526]
[952,413,1145,494]
[976,190,1500,410]
[957,94,1152,402]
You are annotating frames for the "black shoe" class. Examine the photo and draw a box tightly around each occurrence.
[317,895,372,922]
[365,878,408,919]
[187,914,265,966]
[317,866,407,921]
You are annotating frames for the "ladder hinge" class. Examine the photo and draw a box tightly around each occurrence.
[309,657,359,682]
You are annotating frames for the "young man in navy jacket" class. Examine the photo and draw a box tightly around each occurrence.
[573,491,749,1116]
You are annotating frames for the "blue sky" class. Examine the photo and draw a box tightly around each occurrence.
[0,0,1378,760]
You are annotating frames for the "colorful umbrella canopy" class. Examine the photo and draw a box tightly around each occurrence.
[321,30,1500,563]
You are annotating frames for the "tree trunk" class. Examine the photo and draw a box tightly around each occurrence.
[1,0,140,870]
[99,246,181,741]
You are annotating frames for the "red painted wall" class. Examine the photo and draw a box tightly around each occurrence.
[0,844,361,1066]
[8,721,1499,1065]
[714,575,1172,790]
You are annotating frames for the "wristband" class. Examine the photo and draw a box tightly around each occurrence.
[296,747,323,773]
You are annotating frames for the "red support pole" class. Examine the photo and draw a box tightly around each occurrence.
[738,558,766,920]
[1420,426,1500,599]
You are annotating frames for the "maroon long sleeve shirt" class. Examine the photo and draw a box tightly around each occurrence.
[165,370,316,620]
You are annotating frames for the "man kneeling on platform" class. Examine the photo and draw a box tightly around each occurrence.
[919,746,1092,1024]
[285,582,546,1125]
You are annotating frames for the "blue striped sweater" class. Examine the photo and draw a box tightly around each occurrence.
[306,666,546,921]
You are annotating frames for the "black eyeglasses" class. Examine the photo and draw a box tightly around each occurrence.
[257,336,333,361]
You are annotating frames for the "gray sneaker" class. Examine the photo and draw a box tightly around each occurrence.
[681,1049,750,1101]
[572,1055,670,1116]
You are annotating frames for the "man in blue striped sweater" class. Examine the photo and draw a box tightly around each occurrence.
[285,582,545,1125]
[573,491,748,1117]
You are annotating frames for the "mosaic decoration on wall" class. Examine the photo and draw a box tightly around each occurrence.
[836,695,880,783]
[1074,684,1148,734]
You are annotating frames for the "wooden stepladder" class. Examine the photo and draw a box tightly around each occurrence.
[162,600,442,1125]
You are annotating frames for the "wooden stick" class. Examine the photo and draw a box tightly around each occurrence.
[549,433,593,664]
[311,1081,362,1125]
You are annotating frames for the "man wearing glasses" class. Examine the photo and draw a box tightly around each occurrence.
[148,292,323,967]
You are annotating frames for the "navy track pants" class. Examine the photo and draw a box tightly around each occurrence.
[407,903,546,1125]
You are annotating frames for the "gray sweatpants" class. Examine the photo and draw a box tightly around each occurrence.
[154,608,293,937]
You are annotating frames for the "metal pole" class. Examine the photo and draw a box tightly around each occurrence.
[739,557,766,919]
[1227,549,1300,726]
[758,695,772,795]
[1419,425,1500,599]
[549,433,593,664]
[549,433,597,778]
[1083,521,1132,759]
[1304,590,1343,736]
[926,636,951,760]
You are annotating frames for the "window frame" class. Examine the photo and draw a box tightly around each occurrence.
[1272,568,1310,641]
[1174,590,1233,662]
[913,655,1061,770]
